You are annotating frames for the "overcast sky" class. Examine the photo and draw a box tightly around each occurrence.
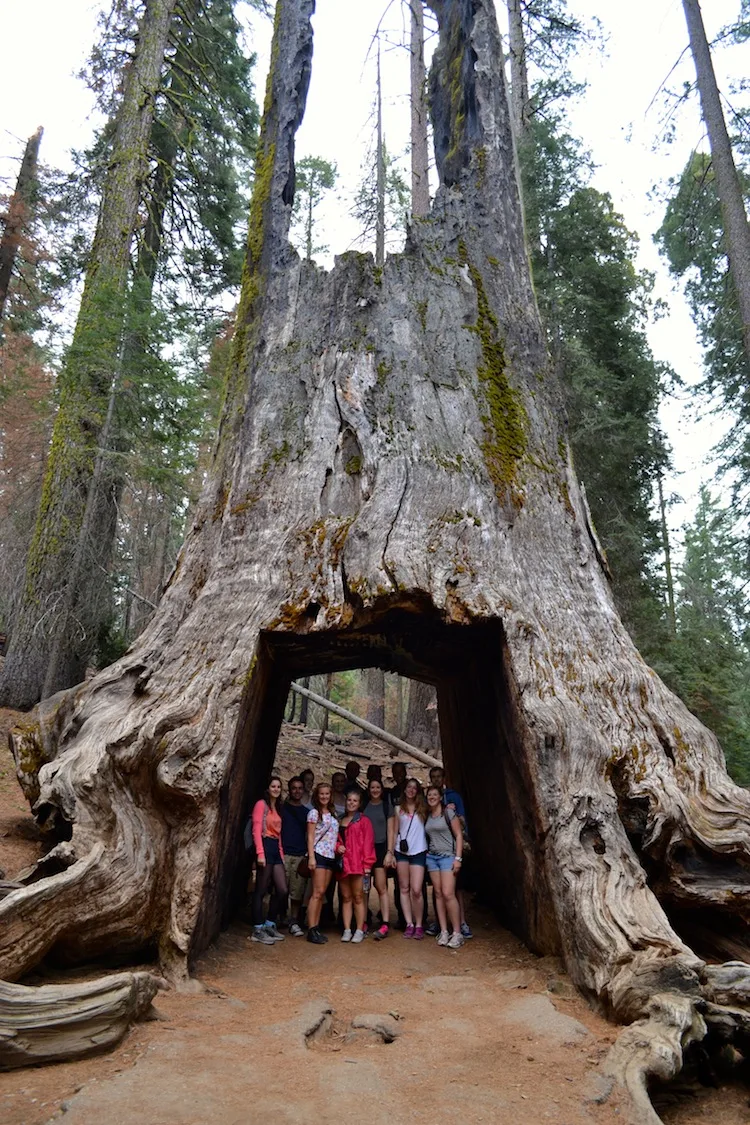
[0,0,745,541]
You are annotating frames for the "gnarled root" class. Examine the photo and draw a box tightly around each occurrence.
[604,992,707,1125]
[0,970,161,1069]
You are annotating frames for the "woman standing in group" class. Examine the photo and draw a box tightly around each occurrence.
[385,777,428,938]
[305,783,340,945]
[250,777,288,945]
[337,789,375,944]
[425,785,464,949]
[363,777,391,940]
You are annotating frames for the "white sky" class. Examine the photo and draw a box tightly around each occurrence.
[0,0,745,544]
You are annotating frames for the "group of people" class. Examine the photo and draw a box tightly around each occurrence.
[247,760,472,950]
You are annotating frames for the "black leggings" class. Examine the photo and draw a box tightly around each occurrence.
[252,839,288,925]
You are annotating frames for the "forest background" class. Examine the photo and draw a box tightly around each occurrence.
[2,0,750,777]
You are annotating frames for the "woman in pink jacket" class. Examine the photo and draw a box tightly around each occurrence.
[336,789,376,944]
[250,777,288,945]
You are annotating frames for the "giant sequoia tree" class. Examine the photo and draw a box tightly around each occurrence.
[5,1,750,1116]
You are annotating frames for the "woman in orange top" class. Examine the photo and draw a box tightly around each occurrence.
[250,777,288,945]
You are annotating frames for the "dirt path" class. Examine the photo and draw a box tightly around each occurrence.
[2,713,750,1123]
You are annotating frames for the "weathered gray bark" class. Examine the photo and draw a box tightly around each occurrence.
[0,127,43,327]
[0,971,160,1070]
[682,0,750,367]
[409,1,430,217]
[4,1,750,1112]
[0,0,178,710]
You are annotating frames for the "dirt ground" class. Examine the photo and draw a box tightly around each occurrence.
[2,710,750,1124]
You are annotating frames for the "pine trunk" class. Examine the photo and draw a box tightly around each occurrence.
[0,0,178,710]
[364,667,386,730]
[5,3,750,1112]
[0,128,43,326]
[507,0,530,141]
[409,2,430,217]
[682,0,750,366]
[404,679,440,752]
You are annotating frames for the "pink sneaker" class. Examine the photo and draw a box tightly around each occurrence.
[403,923,415,938]
[414,926,425,940]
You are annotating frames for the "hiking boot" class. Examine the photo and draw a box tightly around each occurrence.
[425,921,440,937]
[437,930,450,946]
[341,928,352,942]
[460,922,473,939]
[373,925,389,941]
[447,932,465,950]
[250,927,275,945]
[289,922,304,937]
[264,922,285,941]
[403,923,415,938]
[351,929,365,944]
[307,927,327,945]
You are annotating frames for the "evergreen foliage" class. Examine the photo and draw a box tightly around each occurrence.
[513,4,672,667]
[671,488,750,784]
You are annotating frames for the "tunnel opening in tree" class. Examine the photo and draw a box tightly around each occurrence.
[207,605,550,952]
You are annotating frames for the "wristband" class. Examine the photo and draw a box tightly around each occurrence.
[455,857,463,863]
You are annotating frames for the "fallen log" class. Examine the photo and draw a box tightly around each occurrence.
[0,970,160,1070]
[289,681,441,768]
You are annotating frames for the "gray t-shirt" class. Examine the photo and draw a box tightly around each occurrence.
[363,798,388,844]
[425,807,457,857]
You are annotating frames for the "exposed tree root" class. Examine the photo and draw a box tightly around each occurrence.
[0,970,160,1069]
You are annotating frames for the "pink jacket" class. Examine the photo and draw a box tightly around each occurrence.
[251,800,284,859]
[336,813,375,877]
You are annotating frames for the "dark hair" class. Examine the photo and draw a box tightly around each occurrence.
[399,777,427,821]
[288,776,304,788]
[366,764,383,780]
[367,777,384,797]
[263,775,283,810]
[301,768,314,782]
[312,782,336,820]
[429,766,445,779]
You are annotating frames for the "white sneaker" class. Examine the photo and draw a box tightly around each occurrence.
[437,930,450,946]
[447,932,465,950]
[351,929,365,944]
[289,922,304,937]
[341,928,352,942]
[251,927,275,945]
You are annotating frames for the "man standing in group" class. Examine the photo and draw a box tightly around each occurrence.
[343,760,365,794]
[281,776,309,935]
[388,761,407,805]
[300,768,315,809]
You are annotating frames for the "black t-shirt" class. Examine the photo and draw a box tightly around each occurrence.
[281,802,308,855]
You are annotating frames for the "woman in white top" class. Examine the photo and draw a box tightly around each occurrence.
[305,783,340,945]
[385,778,428,939]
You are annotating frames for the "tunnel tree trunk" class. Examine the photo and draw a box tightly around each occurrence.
[5,1,750,1113]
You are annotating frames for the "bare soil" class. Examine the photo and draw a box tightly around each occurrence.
[1,711,749,1124]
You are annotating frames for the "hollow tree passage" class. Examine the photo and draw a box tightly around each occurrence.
[210,610,553,953]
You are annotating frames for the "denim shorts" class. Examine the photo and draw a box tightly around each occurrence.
[314,851,336,871]
[396,849,427,868]
[426,854,455,873]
